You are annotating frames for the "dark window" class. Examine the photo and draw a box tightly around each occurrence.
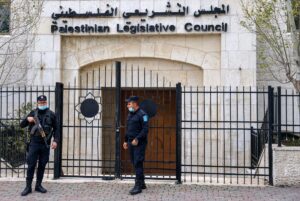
[0,0,10,34]
[292,0,300,30]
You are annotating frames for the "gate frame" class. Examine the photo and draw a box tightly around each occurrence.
[268,86,274,185]
[54,82,64,179]
[115,61,121,179]
[175,83,182,184]
[54,61,180,182]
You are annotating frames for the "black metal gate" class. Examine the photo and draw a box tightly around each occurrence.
[58,62,179,181]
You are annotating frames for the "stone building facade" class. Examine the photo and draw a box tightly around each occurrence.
[0,0,266,182]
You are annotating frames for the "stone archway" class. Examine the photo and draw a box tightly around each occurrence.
[61,34,221,86]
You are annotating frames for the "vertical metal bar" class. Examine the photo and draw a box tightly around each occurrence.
[203,86,206,183]
[256,87,260,185]
[176,83,182,184]
[163,84,166,178]
[285,89,287,141]
[223,86,225,184]
[115,61,121,179]
[72,79,76,175]
[91,69,95,176]
[249,87,253,184]
[277,87,282,147]
[292,89,295,142]
[209,86,212,183]
[11,86,14,178]
[263,87,267,180]
[109,64,113,176]
[79,76,82,176]
[97,68,101,176]
[85,72,88,176]
[196,86,199,183]
[236,87,239,184]
[190,86,192,182]
[6,86,9,177]
[268,86,274,185]
[183,86,186,182]
[18,86,21,178]
[66,83,70,175]
[54,82,64,179]
[242,87,246,184]
[229,86,232,184]
[216,87,219,183]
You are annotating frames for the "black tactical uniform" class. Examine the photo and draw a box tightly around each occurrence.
[20,95,58,196]
[125,96,149,195]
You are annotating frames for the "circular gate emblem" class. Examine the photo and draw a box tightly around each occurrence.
[80,98,99,118]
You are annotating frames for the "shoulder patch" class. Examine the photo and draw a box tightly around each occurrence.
[143,115,148,122]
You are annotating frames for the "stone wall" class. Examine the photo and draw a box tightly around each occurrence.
[24,0,257,87]
[273,147,300,186]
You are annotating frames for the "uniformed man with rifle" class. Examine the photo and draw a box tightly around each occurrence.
[20,95,59,196]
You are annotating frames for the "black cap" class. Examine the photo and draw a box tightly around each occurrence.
[37,95,47,102]
[125,96,139,102]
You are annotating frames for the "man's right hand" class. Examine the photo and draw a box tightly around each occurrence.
[123,142,128,150]
[27,117,35,123]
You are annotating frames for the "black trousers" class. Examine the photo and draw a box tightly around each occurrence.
[26,143,50,181]
[129,141,147,181]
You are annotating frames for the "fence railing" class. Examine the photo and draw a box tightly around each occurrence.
[275,87,300,147]
[180,86,271,185]
[0,83,299,186]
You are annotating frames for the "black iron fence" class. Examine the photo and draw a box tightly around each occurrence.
[0,62,299,186]
[275,87,300,147]
[180,86,272,185]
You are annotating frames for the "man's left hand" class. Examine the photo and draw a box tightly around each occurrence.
[132,138,139,146]
[51,141,58,149]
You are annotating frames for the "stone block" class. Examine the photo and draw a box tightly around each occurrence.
[34,35,54,52]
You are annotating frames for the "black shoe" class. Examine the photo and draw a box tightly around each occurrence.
[21,179,32,196]
[35,181,47,193]
[141,180,146,189]
[129,180,142,195]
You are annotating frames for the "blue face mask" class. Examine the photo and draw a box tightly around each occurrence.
[128,107,135,113]
[38,105,48,110]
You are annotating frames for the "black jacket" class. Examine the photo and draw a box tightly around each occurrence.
[20,108,58,145]
[125,108,149,142]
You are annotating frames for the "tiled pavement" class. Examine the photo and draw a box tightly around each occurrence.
[0,179,299,201]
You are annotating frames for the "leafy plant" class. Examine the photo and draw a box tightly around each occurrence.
[0,102,34,167]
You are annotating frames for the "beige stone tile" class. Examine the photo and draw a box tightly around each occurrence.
[171,46,189,62]
[154,43,173,59]
[77,48,94,66]
[140,42,155,57]
[202,52,221,69]
[203,69,221,86]
[63,54,80,70]
[186,48,205,67]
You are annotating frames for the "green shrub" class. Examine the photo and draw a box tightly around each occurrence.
[0,102,34,167]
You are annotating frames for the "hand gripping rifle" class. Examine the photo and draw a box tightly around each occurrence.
[30,111,49,148]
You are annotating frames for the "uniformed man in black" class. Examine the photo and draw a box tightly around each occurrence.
[123,96,149,195]
[20,95,59,196]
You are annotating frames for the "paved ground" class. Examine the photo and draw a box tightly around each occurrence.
[0,179,299,201]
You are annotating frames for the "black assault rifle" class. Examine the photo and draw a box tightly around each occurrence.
[30,111,49,148]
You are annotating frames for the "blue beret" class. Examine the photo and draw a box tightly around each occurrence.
[125,96,139,102]
[37,95,47,101]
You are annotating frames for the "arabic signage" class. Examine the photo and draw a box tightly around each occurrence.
[51,2,230,34]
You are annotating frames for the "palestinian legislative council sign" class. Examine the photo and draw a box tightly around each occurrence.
[51,2,230,34]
